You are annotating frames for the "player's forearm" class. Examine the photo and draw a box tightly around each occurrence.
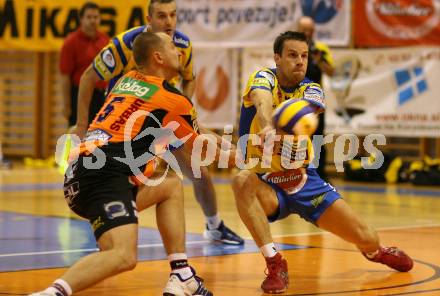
[250,90,274,129]
[182,79,196,99]
[256,99,274,129]
[76,66,100,128]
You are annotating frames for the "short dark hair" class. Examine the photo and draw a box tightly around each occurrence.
[148,0,175,16]
[79,2,99,18]
[273,31,307,55]
[133,32,164,66]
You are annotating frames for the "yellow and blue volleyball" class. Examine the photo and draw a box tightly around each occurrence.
[272,99,318,136]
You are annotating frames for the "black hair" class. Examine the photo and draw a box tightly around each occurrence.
[148,0,175,16]
[273,31,307,55]
[79,2,99,18]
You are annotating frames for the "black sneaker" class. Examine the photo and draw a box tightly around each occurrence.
[203,221,244,245]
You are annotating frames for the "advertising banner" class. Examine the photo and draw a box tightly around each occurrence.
[192,48,238,128]
[0,0,149,51]
[354,0,440,46]
[324,47,440,137]
[0,0,351,51]
[178,0,351,47]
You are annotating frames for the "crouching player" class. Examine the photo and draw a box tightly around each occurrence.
[233,31,413,294]
[29,32,217,296]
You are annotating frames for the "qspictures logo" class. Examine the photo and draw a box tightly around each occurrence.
[366,0,440,39]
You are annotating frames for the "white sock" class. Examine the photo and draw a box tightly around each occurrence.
[43,279,72,296]
[261,243,278,258]
[168,253,187,262]
[168,253,193,280]
[206,214,221,230]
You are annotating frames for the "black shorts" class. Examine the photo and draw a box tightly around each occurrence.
[63,158,138,240]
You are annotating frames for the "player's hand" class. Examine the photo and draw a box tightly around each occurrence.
[70,124,87,140]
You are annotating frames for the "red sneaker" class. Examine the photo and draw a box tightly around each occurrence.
[364,246,413,272]
[261,253,289,294]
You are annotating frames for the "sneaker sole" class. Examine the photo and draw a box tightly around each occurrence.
[263,287,287,294]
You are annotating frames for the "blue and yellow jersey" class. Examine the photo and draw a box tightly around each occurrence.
[239,67,325,175]
[93,25,195,92]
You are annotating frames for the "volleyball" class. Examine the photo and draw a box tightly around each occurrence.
[272,99,319,136]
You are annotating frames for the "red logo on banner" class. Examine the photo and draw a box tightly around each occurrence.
[355,0,440,46]
[195,66,229,111]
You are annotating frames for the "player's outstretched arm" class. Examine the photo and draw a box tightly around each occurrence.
[74,65,100,138]
[250,88,276,141]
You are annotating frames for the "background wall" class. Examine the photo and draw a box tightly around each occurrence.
[0,0,439,164]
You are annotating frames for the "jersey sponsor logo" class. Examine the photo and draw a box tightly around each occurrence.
[94,58,111,76]
[304,85,325,108]
[253,78,272,88]
[104,201,129,219]
[84,129,112,143]
[261,168,307,194]
[102,48,116,68]
[258,71,275,87]
[112,77,159,100]
[173,36,189,47]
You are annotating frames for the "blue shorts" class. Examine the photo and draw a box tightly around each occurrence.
[258,168,341,224]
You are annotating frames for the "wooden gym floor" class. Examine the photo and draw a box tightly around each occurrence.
[0,168,439,295]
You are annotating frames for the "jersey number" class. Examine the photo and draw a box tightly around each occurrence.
[96,97,124,122]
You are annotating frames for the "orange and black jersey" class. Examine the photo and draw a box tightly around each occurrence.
[74,70,199,177]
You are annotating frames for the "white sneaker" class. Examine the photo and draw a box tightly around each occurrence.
[163,271,213,296]
[28,293,60,296]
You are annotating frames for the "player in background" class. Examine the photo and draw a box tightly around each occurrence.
[298,16,335,181]
[59,2,109,127]
[71,0,244,245]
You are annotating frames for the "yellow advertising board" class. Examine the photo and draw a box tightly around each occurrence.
[0,0,150,51]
